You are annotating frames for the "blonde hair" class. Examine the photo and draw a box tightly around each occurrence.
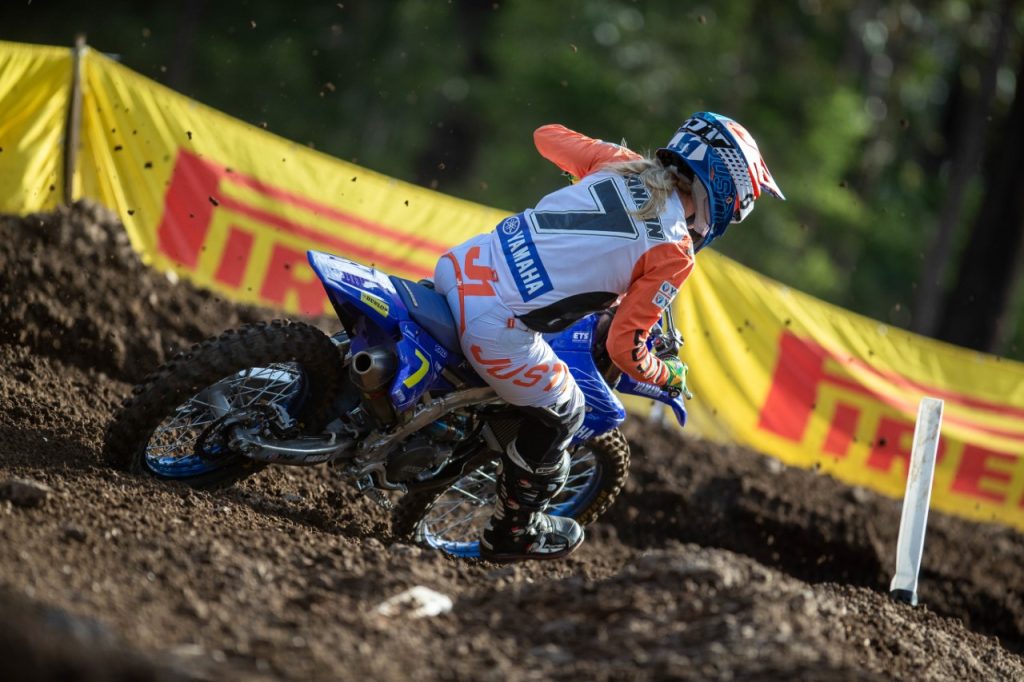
[604,157,692,221]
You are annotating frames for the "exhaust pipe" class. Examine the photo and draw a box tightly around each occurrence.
[350,347,397,424]
[351,348,397,390]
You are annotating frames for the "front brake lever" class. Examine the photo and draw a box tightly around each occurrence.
[651,306,684,360]
[661,305,684,356]
[657,307,692,400]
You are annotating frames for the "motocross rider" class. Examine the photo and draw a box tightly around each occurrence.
[433,112,784,562]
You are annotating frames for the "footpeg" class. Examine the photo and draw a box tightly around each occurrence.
[356,475,393,510]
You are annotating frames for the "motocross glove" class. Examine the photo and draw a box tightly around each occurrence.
[662,356,692,400]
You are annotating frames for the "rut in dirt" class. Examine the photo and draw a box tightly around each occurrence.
[613,420,1024,653]
[2,202,1024,680]
[4,201,1024,647]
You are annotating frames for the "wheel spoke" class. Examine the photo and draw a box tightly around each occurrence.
[448,481,490,505]
[420,448,603,553]
[426,499,475,526]
[473,469,497,484]
[232,365,299,408]
[197,386,232,418]
[143,363,305,476]
[434,509,489,539]
[424,479,494,526]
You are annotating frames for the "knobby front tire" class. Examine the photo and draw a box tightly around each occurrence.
[392,428,631,558]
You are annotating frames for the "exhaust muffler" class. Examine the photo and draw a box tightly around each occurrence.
[350,347,397,424]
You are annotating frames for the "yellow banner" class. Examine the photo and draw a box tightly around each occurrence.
[679,252,1024,529]
[77,50,506,315]
[3,40,1024,530]
[0,41,71,214]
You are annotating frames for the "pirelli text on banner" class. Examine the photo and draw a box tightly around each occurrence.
[755,331,1024,529]
[5,38,1024,532]
[156,150,449,315]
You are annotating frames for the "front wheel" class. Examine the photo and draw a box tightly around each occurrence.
[103,320,343,489]
[392,429,630,558]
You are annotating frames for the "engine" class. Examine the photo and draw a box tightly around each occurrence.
[384,415,469,483]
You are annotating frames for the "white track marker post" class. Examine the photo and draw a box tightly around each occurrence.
[889,397,944,606]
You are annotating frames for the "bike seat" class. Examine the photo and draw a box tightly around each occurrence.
[389,276,461,356]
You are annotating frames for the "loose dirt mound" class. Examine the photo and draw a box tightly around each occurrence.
[1,203,1023,680]
[0,202,265,383]
[614,422,1024,651]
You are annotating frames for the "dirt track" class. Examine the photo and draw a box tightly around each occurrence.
[2,202,1024,680]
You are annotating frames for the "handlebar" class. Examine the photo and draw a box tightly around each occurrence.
[652,306,684,359]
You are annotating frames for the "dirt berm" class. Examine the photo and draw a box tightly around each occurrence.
[2,202,1023,680]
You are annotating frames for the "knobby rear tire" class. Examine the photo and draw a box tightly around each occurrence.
[103,320,343,489]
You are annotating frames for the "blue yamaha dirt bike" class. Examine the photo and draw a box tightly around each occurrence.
[104,250,688,557]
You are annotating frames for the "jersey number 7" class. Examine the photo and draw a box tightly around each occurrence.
[532,178,640,239]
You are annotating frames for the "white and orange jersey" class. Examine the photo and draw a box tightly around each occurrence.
[482,124,696,386]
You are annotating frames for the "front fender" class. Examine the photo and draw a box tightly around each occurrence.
[615,373,688,427]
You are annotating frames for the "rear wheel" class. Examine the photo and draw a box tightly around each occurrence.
[103,320,343,489]
[392,428,630,558]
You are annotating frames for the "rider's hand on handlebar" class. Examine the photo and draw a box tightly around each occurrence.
[661,355,693,400]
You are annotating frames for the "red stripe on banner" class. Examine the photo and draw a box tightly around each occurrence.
[214,225,254,287]
[158,150,446,280]
[824,360,1024,421]
[158,149,221,267]
[823,373,1024,442]
[217,194,432,279]
[757,332,825,441]
[223,167,456,254]
[759,332,1024,445]
[823,403,860,457]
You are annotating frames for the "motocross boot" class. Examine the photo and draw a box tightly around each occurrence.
[480,444,584,562]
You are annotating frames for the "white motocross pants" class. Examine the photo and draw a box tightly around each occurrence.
[433,234,583,415]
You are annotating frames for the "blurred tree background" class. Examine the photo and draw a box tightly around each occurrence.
[4,0,1024,358]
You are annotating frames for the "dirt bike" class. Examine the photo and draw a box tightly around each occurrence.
[103,249,688,557]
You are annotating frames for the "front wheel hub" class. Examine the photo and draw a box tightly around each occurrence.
[195,413,251,462]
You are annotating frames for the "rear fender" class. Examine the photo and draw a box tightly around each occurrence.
[307,250,402,337]
[308,250,470,409]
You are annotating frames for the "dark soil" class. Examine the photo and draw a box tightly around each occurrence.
[1,202,1022,680]
[0,202,265,383]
